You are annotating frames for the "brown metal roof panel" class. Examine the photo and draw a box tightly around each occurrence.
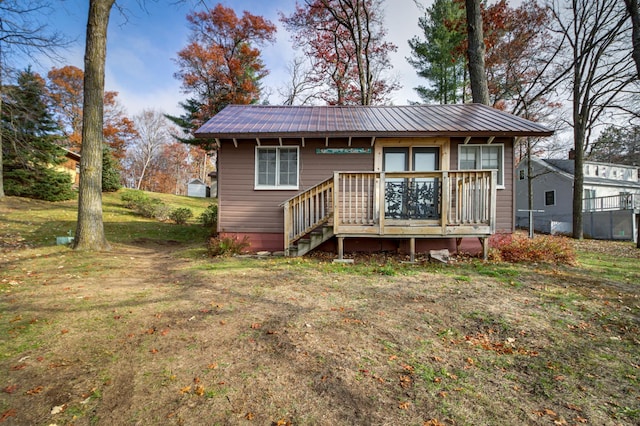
[194,104,554,138]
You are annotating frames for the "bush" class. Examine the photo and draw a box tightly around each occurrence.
[207,235,250,257]
[169,207,193,225]
[120,189,148,209]
[199,204,218,227]
[120,190,167,219]
[489,233,576,264]
[4,166,75,202]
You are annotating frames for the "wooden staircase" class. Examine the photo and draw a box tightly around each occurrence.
[287,224,335,257]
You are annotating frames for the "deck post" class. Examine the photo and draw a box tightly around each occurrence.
[409,237,415,263]
[337,237,344,260]
[480,236,489,260]
[283,200,291,256]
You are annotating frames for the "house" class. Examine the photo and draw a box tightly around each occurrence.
[195,104,553,259]
[187,178,208,198]
[58,148,81,187]
[515,156,640,241]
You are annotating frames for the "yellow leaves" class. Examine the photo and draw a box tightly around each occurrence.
[194,385,205,396]
[179,385,191,394]
[398,401,411,410]
[424,420,445,426]
[272,419,292,426]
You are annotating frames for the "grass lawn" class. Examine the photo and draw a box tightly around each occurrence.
[1,193,638,425]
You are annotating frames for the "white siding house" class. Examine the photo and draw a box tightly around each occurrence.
[516,157,640,241]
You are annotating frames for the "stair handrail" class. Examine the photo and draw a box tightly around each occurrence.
[281,176,335,255]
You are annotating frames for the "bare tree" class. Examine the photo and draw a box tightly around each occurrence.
[278,57,324,105]
[73,0,115,251]
[624,0,640,77]
[0,0,67,198]
[128,109,172,190]
[548,0,637,239]
[465,0,489,105]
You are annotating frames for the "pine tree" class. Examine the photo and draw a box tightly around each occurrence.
[408,0,467,104]
[102,145,121,192]
[1,68,74,201]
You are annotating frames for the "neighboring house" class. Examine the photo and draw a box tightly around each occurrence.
[195,104,553,259]
[57,148,81,187]
[187,178,208,198]
[516,156,640,242]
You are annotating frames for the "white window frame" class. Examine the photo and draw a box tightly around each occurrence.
[254,146,300,190]
[458,144,505,189]
[544,190,556,206]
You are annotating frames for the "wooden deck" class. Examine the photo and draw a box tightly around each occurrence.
[282,170,497,259]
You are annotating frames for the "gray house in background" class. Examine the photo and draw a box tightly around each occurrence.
[516,157,640,242]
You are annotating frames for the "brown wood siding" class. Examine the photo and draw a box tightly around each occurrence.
[450,137,514,233]
[218,138,374,234]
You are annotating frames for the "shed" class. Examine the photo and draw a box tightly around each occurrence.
[187,178,208,198]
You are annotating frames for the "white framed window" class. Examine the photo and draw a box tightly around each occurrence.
[544,190,555,206]
[458,144,504,188]
[255,146,299,190]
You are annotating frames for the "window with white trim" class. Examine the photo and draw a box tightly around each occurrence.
[255,146,299,189]
[458,144,504,187]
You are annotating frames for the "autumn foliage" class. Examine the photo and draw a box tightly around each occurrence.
[488,233,576,264]
[174,4,276,122]
[281,0,398,105]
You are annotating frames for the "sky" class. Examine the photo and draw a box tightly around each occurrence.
[35,0,429,118]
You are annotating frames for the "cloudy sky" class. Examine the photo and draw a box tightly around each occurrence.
[37,0,429,117]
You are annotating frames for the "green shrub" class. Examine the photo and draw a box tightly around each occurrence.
[120,190,167,219]
[153,204,172,221]
[120,189,148,209]
[169,207,193,225]
[207,235,250,257]
[489,233,576,264]
[199,204,218,227]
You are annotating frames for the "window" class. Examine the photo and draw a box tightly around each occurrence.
[255,146,299,189]
[583,189,596,211]
[544,190,555,206]
[519,169,525,180]
[458,144,504,187]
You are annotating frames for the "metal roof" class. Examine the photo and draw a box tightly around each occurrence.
[195,104,554,140]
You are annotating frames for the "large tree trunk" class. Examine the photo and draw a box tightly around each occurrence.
[0,83,4,199]
[73,0,114,251]
[572,127,585,240]
[624,0,640,78]
[465,0,490,105]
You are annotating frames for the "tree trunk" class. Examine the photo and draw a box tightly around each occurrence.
[572,126,585,240]
[73,0,114,251]
[624,0,640,78]
[0,80,5,199]
[465,0,490,105]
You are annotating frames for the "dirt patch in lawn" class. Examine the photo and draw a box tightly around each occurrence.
[1,238,639,425]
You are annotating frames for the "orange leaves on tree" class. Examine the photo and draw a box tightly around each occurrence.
[175,4,276,121]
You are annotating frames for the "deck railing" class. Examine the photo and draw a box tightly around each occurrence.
[283,170,496,253]
[282,177,334,253]
[583,193,638,212]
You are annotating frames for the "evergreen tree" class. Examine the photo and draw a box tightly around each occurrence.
[102,145,122,192]
[1,68,74,201]
[408,0,467,104]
